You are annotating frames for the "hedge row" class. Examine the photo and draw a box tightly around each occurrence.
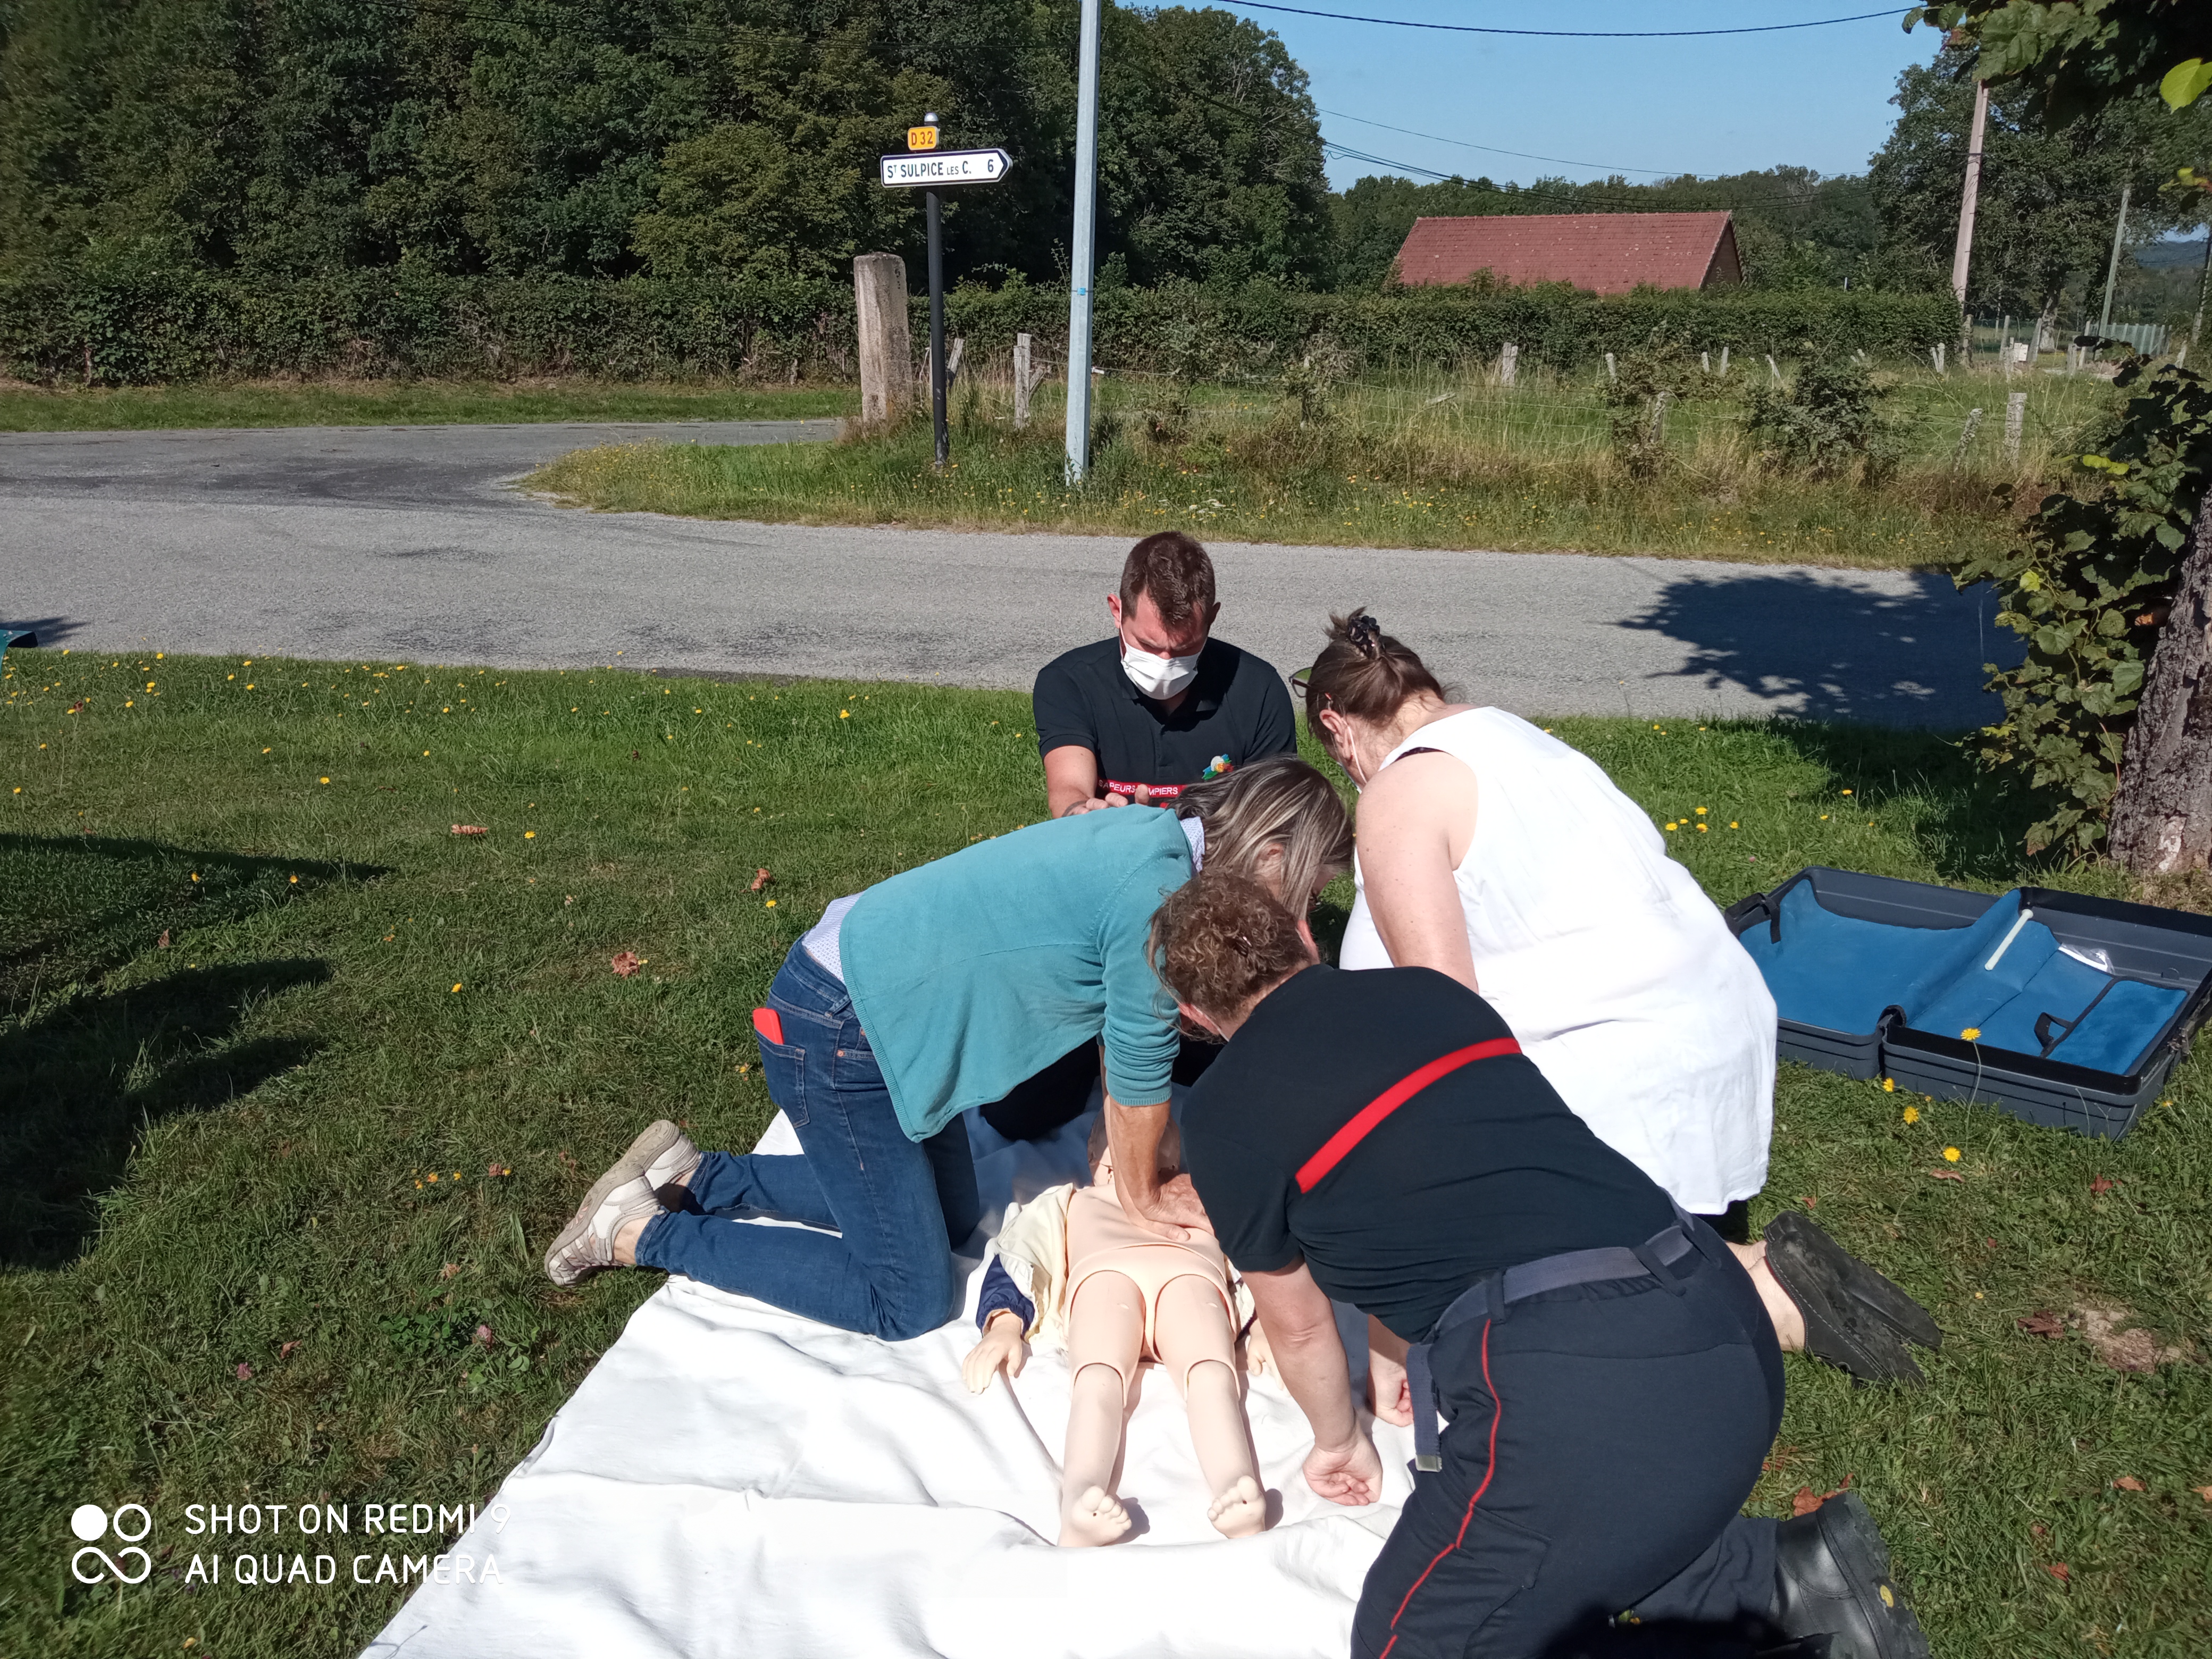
[0,268,1960,387]
[0,271,857,385]
[944,282,1964,382]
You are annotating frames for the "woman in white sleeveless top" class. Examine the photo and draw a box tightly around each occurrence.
[1296,610,1941,1404]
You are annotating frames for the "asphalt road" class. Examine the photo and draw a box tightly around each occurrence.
[3,421,2005,725]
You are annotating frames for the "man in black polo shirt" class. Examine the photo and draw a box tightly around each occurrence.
[1154,872,1933,1659]
[982,532,1295,1142]
[1034,531,1295,818]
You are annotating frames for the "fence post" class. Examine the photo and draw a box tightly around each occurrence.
[1604,351,1617,384]
[1648,390,1671,449]
[1499,342,1518,387]
[1718,345,1730,379]
[1700,350,1711,375]
[854,253,912,424]
[1765,354,1782,386]
[2004,391,2025,463]
[1931,342,1947,375]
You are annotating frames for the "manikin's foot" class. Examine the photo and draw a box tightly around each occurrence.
[1207,1474,1266,1539]
[1060,1484,1133,1547]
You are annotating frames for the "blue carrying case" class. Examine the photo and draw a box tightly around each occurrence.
[1724,867,2212,1139]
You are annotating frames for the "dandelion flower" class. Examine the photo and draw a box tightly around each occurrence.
[766,898,777,908]
[1960,1027,1981,1041]
[320,776,330,784]
[1729,821,1739,828]
[524,830,536,839]
[1942,1146,1962,1162]
[1841,789,1853,796]
[1696,824,1708,832]
[1695,807,1707,816]
[428,1172,439,1182]
[840,710,851,719]
[1665,821,1679,831]
[289,875,298,884]
[1903,1105,1920,1123]
[1882,1078,1896,1093]
[263,748,272,754]
[451,983,463,993]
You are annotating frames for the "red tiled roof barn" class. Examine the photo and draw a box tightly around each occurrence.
[1393,211,1743,295]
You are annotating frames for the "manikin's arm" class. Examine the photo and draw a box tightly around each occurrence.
[1355,751,1481,992]
[962,1310,1030,1393]
[1104,1092,1210,1238]
[1244,1259,1382,1506]
[1365,1314,1413,1425]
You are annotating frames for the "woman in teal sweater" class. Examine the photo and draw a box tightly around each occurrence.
[544,756,1352,1339]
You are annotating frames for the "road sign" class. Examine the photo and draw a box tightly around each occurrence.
[879,148,1012,188]
[907,125,939,150]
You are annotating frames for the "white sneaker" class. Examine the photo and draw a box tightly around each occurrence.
[544,1120,691,1287]
[643,1125,702,1194]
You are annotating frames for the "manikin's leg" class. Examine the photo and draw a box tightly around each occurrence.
[1061,1271,1143,1547]
[1728,1239,1807,1350]
[1155,1275,1264,1538]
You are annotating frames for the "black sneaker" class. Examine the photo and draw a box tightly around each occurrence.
[1763,1216,1933,1384]
[1772,1493,1931,1659]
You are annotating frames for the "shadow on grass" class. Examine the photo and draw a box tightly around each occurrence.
[1622,568,2015,730]
[0,834,383,1268]
[1765,721,2051,890]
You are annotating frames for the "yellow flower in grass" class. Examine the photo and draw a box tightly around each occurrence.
[1881,1077,1895,1093]
[451,983,463,993]
[1942,1146,1962,1162]
[1960,1027,1981,1041]
[1903,1105,1920,1124]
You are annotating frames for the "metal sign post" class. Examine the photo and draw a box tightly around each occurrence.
[1065,0,1102,484]
[878,122,1014,472]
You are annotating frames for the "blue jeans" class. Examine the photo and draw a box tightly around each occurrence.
[634,942,982,1339]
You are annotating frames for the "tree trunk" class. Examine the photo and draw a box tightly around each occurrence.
[2109,488,2212,872]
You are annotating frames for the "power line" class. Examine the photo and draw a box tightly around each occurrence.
[1220,2,1913,39]
[1318,107,1695,179]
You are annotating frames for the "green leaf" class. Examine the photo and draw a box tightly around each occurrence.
[2161,58,2212,111]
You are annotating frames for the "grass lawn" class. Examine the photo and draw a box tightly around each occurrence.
[523,365,2117,571]
[4,646,2208,1658]
[0,379,856,433]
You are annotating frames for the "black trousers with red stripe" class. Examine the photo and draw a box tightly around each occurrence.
[1353,1226,1785,1659]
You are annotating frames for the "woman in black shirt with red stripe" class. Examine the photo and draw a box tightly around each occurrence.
[1152,872,1930,1659]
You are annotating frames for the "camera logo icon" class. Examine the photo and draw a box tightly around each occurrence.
[71,1504,154,1584]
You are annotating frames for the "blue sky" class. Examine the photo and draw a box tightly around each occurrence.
[1209,1,1946,188]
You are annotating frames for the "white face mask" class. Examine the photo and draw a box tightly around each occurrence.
[1122,643,1201,701]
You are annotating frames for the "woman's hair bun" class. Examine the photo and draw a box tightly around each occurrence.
[1344,613,1382,658]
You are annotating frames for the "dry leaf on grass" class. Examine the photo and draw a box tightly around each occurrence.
[156,929,170,949]
[2112,1476,2146,1492]
[750,867,773,892]
[439,1262,461,1280]
[474,1324,495,1347]
[279,1340,299,1360]
[2089,1176,2116,1195]
[2193,1486,2212,1503]
[610,951,642,977]
[1790,1475,1853,1516]
[2017,1311,2066,1338]
[451,824,489,836]
[1928,1168,1965,1182]
[2046,1562,2070,1583]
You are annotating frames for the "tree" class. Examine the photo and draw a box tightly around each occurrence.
[1912,2,2212,872]
[1869,43,2211,332]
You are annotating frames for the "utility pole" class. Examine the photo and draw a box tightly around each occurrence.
[2098,182,2132,340]
[1064,0,1102,483]
[2194,227,2210,350]
[1950,78,1989,324]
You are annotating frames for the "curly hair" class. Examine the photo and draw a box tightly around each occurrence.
[1150,870,1313,1028]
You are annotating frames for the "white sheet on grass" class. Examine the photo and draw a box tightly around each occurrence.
[364,1102,1415,1659]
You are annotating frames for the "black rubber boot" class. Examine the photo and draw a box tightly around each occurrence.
[1771,1492,1930,1659]
[1763,1214,1935,1384]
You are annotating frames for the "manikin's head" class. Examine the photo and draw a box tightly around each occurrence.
[1151,870,1320,1042]
[1087,1115,1184,1185]
[1106,532,1220,703]
[1292,608,1448,789]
